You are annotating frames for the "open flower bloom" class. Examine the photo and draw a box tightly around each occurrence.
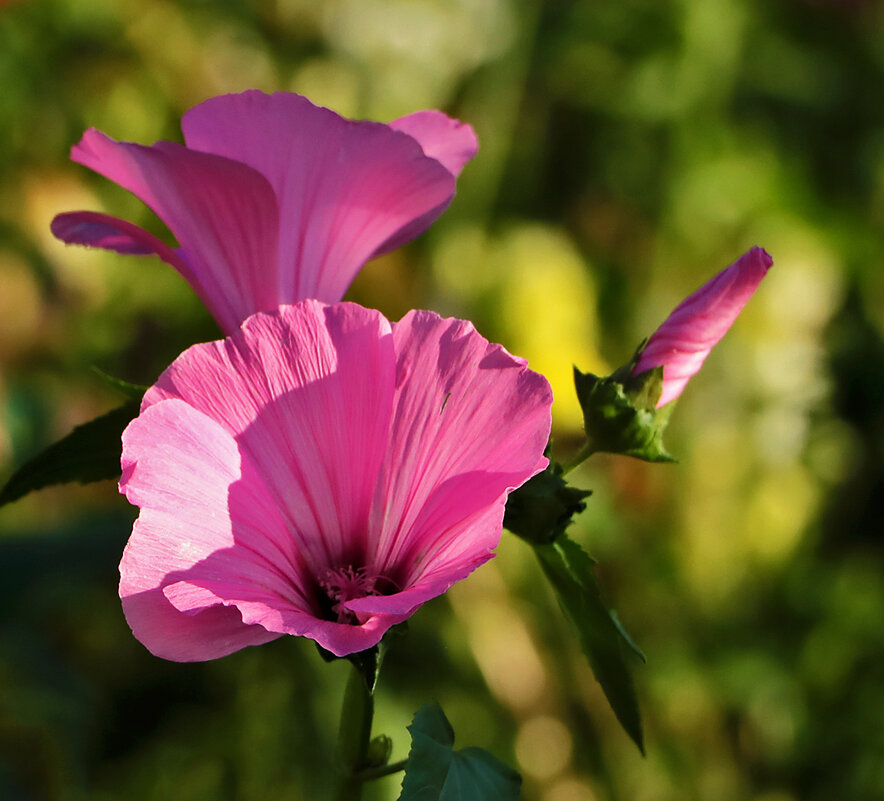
[119,301,552,660]
[51,91,477,335]
[633,246,773,407]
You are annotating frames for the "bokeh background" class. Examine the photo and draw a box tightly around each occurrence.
[2,0,883,799]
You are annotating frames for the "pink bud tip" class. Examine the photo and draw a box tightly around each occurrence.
[633,246,773,407]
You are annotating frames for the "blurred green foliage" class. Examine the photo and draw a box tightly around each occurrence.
[1,0,883,799]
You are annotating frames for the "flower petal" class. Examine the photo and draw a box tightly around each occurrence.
[142,301,396,575]
[389,110,478,177]
[180,91,457,302]
[163,581,410,657]
[367,111,478,258]
[51,211,173,257]
[370,310,552,585]
[67,129,280,334]
[119,398,301,661]
[634,246,773,406]
[346,502,501,618]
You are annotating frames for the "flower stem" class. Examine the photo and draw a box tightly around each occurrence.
[334,663,374,801]
[356,759,408,782]
[561,440,597,475]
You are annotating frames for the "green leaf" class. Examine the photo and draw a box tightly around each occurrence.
[534,535,645,753]
[91,367,150,400]
[504,461,591,545]
[573,366,676,463]
[0,401,141,507]
[398,704,521,801]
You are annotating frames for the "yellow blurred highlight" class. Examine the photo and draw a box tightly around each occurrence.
[462,597,547,711]
[515,715,572,781]
[434,224,606,433]
[21,174,112,305]
[757,223,843,335]
[496,227,606,429]
[543,777,598,801]
[447,563,548,713]
[0,252,43,359]
[743,466,815,565]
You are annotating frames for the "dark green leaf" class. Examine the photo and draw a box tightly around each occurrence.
[535,535,645,753]
[504,461,591,545]
[610,609,646,664]
[573,366,676,463]
[0,401,141,507]
[91,367,150,400]
[398,704,521,801]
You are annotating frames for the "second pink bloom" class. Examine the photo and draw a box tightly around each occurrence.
[52,91,477,334]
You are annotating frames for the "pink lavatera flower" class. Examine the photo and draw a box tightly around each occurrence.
[118,301,552,660]
[52,91,477,335]
[633,246,773,407]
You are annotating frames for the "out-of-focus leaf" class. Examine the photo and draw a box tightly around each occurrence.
[535,534,645,753]
[398,704,521,801]
[0,401,140,507]
[504,461,592,545]
[574,365,676,463]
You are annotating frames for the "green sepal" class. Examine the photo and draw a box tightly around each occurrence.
[316,622,407,694]
[573,362,676,463]
[397,704,521,801]
[534,534,645,753]
[316,643,384,695]
[504,461,591,545]
[0,400,141,507]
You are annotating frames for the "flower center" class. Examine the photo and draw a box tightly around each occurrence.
[317,565,378,624]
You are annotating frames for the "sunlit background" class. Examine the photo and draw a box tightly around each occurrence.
[2,0,883,799]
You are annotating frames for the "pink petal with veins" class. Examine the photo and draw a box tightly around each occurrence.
[634,246,773,407]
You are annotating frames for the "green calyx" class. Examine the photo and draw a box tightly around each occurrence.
[573,359,676,464]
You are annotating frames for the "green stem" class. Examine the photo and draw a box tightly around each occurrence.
[561,440,597,475]
[334,664,374,801]
[356,759,408,782]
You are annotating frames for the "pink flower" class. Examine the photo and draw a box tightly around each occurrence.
[633,246,773,407]
[119,300,552,660]
[52,91,477,335]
